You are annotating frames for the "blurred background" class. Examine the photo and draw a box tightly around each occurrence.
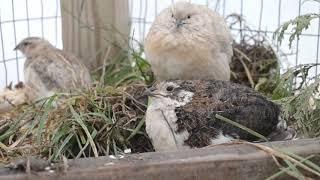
[0,0,319,87]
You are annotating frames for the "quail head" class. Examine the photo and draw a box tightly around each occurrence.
[145,80,295,152]
[144,2,233,81]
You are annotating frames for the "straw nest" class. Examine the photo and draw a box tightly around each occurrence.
[228,14,280,96]
[0,84,153,163]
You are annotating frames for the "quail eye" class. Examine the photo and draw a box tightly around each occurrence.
[187,15,191,19]
[23,42,30,46]
[171,14,174,18]
[166,86,174,92]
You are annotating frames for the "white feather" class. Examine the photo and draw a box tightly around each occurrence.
[210,132,234,145]
[146,89,194,152]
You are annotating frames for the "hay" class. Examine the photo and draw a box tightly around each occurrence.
[0,84,153,163]
[228,14,280,96]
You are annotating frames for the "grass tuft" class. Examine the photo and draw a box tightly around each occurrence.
[0,84,153,162]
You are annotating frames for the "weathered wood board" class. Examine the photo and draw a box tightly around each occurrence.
[60,0,130,72]
[0,139,319,180]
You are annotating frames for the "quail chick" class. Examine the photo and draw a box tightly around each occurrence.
[0,82,30,113]
[145,80,295,152]
[144,2,233,81]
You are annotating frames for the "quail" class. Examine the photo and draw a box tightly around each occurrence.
[15,37,92,99]
[144,2,233,81]
[0,37,91,112]
[145,80,295,152]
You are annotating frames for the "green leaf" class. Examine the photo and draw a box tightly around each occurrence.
[75,129,97,159]
[274,13,320,48]
[70,105,99,157]
[52,133,74,160]
[36,95,57,144]
[125,118,145,141]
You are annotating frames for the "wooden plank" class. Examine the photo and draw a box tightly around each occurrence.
[0,139,319,180]
[60,0,130,72]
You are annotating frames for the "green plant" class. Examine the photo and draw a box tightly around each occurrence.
[0,85,153,163]
[272,0,320,138]
[273,13,320,48]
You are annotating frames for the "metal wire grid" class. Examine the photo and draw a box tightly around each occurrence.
[129,0,320,76]
[0,0,320,87]
[0,0,62,87]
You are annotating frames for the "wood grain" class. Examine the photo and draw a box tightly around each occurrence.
[60,0,130,72]
[0,139,319,180]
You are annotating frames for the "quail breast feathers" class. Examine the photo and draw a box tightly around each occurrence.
[144,2,233,81]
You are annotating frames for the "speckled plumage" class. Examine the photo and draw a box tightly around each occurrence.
[19,37,91,99]
[146,80,285,152]
[174,80,280,147]
[144,2,233,81]
[0,37,91,112]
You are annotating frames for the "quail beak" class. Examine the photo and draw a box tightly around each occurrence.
[143,87,156,97]
[13,44,21,51]
[175,19,183,28]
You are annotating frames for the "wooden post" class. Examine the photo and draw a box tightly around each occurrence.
[60,0,130,72]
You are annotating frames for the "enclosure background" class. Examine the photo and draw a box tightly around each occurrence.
[0,0,319,87]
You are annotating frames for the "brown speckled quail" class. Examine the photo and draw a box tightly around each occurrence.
[145,80,296,152]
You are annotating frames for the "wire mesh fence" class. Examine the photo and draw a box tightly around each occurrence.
[1,0,320,87]
[129,0,320,76]
[0,0,62,87]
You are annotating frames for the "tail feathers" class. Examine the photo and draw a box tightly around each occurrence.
[267,127,297,141]
[267,118,297,141]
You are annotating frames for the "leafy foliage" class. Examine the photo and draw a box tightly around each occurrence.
[267,63,320,139]
[272,3,320,138]
[93,48,154,88]
[273,13,320,48]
